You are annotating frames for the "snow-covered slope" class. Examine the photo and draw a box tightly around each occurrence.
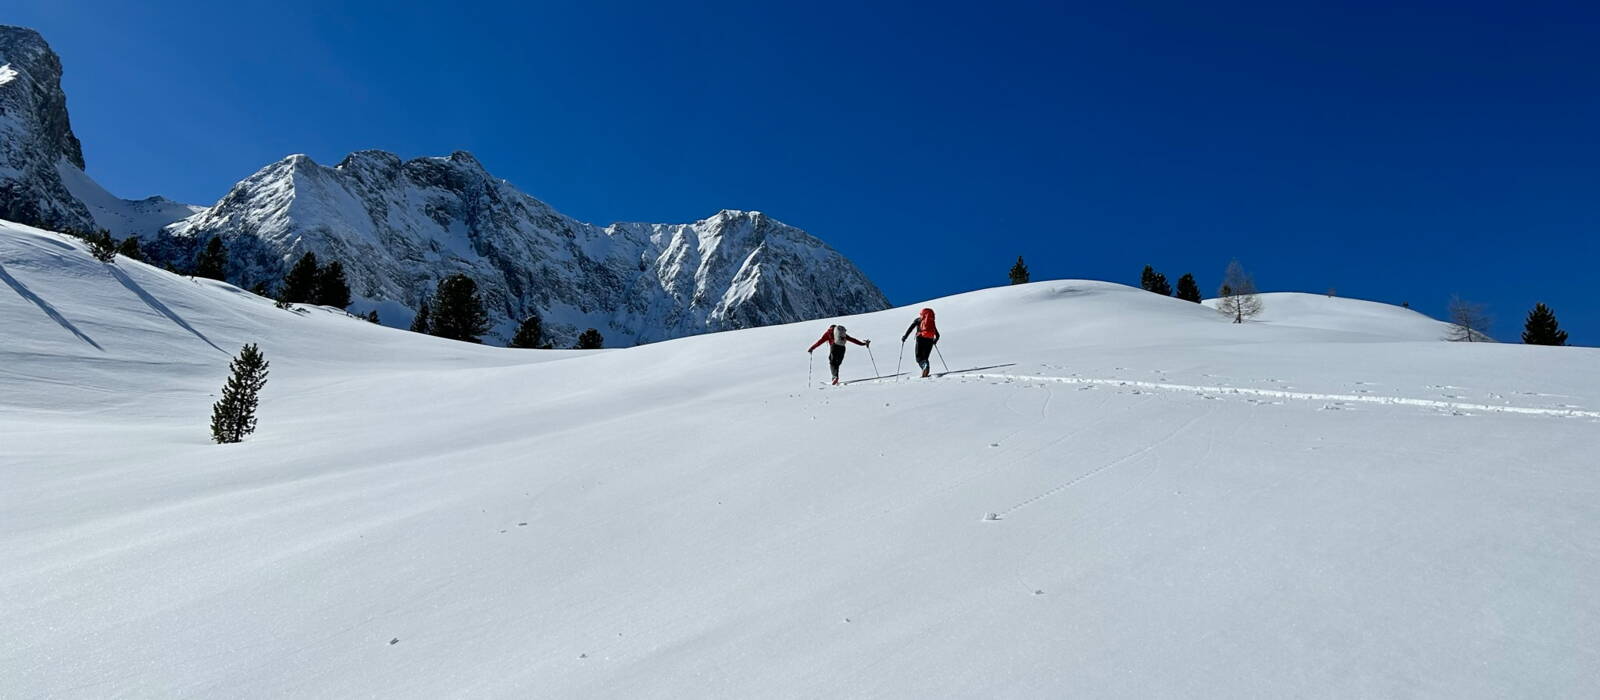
[54,160,204,237]
[4,219,1598,697]
[164,150,888,345]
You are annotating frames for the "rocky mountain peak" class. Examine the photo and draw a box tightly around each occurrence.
[0,27,891,347]
[0,25,84,170]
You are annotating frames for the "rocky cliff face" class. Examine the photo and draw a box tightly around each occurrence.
[0,25,199,236]
[0,25,890,346]
[0,25,92,233]
[168,150,889,345]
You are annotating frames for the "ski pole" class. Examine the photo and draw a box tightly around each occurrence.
[866,344,881,379]
[808,351,813,388]
[896,339,905,378]
[935,343,950,372]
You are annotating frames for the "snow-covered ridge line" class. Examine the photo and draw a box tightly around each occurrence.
[960,373,1600,418]
[161,150,890,346]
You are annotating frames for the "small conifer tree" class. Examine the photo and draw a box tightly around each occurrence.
[1009,256,1030,285]
[116,236,144,261]
[88,230,118,262]
[194,236,229,280]
[1175,273,1202,303]
[210,343,269,444]
[429,273,490,343]
[1521,303,1568,346]
[365,310,380,324]
[314,259,352,308]
[1140,265,1172,295]
[281,252,320,303]
[575,328,604,349]
[409,300,432,334]
[508,313,544,349]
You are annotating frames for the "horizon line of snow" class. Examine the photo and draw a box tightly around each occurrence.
[958,374,1600,419]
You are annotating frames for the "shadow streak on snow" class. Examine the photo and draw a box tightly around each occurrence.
[107,265,226,353]
[937,363,1017,377]
[843,372,909,385]
[0,261,104,351]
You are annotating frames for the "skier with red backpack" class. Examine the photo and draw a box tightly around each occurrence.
[901,307,941,378]
[808,324,871,385]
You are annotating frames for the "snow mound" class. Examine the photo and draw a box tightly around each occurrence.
[4,218,1598,697]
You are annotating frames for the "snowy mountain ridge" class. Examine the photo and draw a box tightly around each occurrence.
[163,149,888,345]
[0,24,889,345]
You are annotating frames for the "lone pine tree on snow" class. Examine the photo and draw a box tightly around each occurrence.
[429,274,490,343]
[508,314,544,349]
[1009,256,1030,285]
[210,344,269,444]
[193,236,228,280]
[1175,273,1202,303]
[1140,265,1172,296]
[1521,303,1567,346]
[1216,260,1262,323]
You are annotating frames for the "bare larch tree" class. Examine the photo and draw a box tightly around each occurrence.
[1216,259,1262,324]
[1447,295,1492,342]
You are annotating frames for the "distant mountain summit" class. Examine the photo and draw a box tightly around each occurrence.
[166,150,889,344]
[0,25,888,345]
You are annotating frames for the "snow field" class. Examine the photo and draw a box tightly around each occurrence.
[3,219,1598,697]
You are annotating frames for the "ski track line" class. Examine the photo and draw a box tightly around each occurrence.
[960,373,1600,419]
[998,398,1209,519]
[1009,392,1228,594]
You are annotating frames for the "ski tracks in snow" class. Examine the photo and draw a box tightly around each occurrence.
[994,394,1213,520]
[959,373,1600,420]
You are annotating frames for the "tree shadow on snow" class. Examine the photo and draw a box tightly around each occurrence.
[107,265,225,353]
[0,261,104,350]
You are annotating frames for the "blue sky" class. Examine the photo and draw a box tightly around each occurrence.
[11,0,1598,342]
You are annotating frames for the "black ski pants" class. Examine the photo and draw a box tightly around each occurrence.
[914,336,936,369]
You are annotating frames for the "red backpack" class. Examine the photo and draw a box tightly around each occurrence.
[917,308,938,338]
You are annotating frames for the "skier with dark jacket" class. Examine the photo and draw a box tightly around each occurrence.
[808,324,870,385]
[901,307,940,378]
